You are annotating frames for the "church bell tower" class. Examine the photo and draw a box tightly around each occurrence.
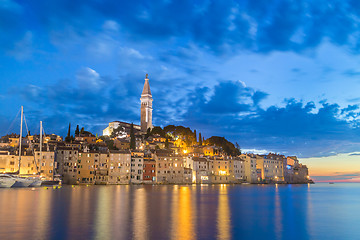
[140,74,153,132]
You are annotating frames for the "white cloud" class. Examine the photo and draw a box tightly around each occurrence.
[0,0,22,12]
[102,20,120,32]
[8,31,33,60]
[120,47,145,59]
[242,148,269,155]
[76,67,102,89]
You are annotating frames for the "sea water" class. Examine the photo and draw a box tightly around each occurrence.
[0,183,359,240]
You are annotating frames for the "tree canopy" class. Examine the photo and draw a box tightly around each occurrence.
[205,136,240,156]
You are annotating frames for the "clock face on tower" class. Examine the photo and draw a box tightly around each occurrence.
[140,74,153,132]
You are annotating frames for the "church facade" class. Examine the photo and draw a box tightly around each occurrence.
[140,74,153,132]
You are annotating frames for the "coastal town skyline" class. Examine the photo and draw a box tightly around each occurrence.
[2,1,360,182]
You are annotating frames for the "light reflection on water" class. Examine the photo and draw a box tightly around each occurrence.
[1,183,360,240]
[217,184,230,240]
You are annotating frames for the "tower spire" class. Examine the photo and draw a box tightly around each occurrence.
[140,74,153,132]
[142,74,151,96]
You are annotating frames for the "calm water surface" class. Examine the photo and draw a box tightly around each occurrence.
[0,183,359,240]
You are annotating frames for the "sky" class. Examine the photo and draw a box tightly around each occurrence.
[1,0,360,181]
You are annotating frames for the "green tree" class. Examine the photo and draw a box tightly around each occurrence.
[199,132,202,145]
[65,123,71,142]
[80,127,84,134]
[67,123,71,137]
[145,127,151,139]
[105,139,115,150]
[194,129,197,143]
[130,123,136,150]
[75,125,80,136]
[163,125,176,134]
[165,137,169,149]
[235,142,241,155]
[151,126,164,137]
[207,136,240,156]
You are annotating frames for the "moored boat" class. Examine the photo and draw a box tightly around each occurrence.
[28,177,43,187]
[11,176,33,187]
[0,174,17,188]
[41,180,61,186]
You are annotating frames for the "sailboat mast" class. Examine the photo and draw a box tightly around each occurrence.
[18,106,23,173]
[39,121,43,175]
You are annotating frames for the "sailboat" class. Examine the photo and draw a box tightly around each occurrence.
[0,174,17,188]
[37,120,61,186]
[9,106,38,187]
[0,106,43,187]
[28,120,45,187]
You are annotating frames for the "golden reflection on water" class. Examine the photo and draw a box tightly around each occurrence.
[34,188,52,240]
[171,186,196,240]
[217,184,231,240]
[112,185,130,239]
[133,187,148,240]
[95,187,111,240]
[67,187,82,239]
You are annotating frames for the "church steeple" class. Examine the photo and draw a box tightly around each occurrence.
[140,74,153,132]
[141,74,152,96]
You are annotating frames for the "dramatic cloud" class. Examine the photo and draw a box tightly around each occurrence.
[2,0,360,160]
[2,0,360,56]
[179,80,360,157]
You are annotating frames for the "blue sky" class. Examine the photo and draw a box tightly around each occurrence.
[2,0,360,180]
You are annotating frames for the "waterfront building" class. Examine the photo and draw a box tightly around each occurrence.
[140,74,153,132]
[209,157,231,183]
[1,149,36,174]
[229,157,245,183]
[94,152,109,185]
[184,167,193,183]
[240,154,258,183]
[256,155,284,182]
[77,151,97,184]
[154,149,186,184]
[108,150,131,184]
[0,150,17,173]
[34,145,56,180]
[131,151,144,183]
[56,146,79,184]
[191,157,210,183]
[284,156,309,183]
[143,153,156,183]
